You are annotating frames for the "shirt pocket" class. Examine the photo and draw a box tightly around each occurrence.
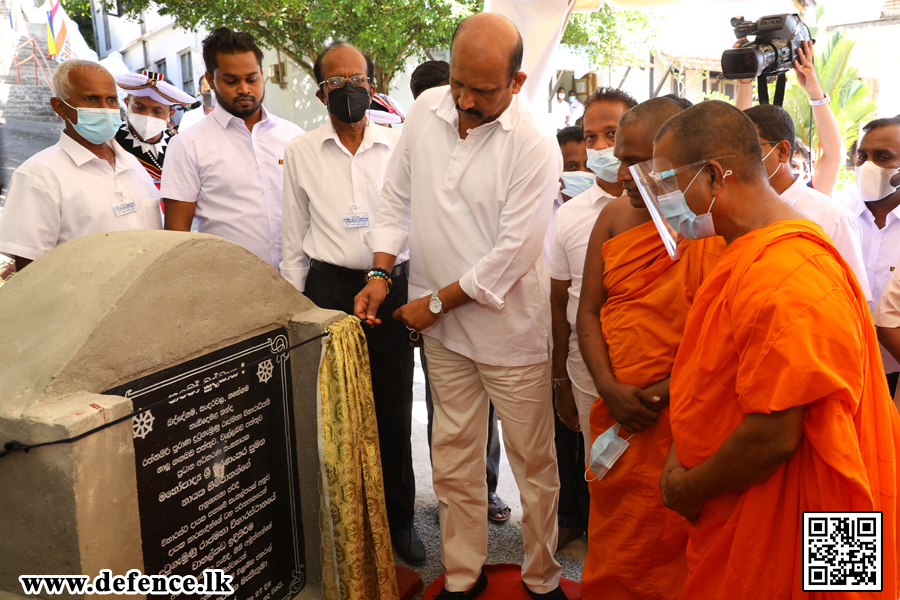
[140,197,163,230]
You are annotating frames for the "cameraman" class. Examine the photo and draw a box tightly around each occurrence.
[735,39,844,195]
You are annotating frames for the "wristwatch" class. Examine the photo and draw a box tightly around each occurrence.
[428,290,444,315]
[809,94,830,106]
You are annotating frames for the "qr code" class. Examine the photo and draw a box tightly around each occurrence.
[803,511,882,591]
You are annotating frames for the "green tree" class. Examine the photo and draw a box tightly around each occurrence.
[561,6,658,69]
[779,28,876,154]
[117,0,479,94]
[61,0,95,51]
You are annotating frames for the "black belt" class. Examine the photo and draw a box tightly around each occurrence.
[309,259,408,281]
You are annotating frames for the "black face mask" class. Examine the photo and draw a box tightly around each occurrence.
[327,83,369,124]
[201,92,215,108]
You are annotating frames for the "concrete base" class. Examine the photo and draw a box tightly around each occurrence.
[0,231,338,600]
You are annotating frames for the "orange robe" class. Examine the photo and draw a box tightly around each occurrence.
[582,221,724,600]
[670,220,900,599]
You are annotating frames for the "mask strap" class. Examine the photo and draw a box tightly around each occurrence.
[763,145,780,180]
[682,163,707,195]
[705,170,732,215]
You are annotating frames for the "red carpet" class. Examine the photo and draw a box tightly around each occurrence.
[422,564,581,599]
[397,565,424,600]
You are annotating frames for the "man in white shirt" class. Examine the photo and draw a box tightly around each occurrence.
[551,86,569,131]
[280,41,421,565]
[567,91,584,126]
[847,116,900,394]
[743,105,870,302]
[0,60,161,271]
[549,87,636,552]
[178,76,215,132]
[356,14,564,600]
[161,27,304,270]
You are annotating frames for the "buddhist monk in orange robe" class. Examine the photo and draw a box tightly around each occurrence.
[655,100,900,599]
[577,98,724,599]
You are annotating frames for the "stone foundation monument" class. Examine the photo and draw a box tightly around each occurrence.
[0,231,383,600]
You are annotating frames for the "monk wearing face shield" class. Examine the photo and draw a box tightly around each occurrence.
[657,100,900,599]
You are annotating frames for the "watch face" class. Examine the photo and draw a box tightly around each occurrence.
[429,295,442,314]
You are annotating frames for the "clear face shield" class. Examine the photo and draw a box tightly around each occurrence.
[629,155,734,259]
[628,157,689,260]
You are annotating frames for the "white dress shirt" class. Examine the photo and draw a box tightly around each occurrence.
[367,87,563,367]
[780,175,871,302]
[549,182,615,396]
[0,131,161,261]
[542,191,566,263]
[281,120,409,291]
[849,194,900,373]
[177,106,208,132]
[551,98,569,130]
[568,98,584,124]
[161,104,304,269]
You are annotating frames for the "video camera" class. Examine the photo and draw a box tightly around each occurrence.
[720,14,812,80]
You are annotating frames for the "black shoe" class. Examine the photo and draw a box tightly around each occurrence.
[523,582,567,599]
[391,525,426,565]
[435,569,488,599]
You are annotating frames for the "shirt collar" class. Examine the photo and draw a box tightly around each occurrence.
[323,116,394,153]
[59,130,142,174]
[432,87,516,134]
[848,189,900,221]
[780,175,806,208]
[211,102,271,130]
[588,181,617,205]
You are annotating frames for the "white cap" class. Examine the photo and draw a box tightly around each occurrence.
[115,70,195,105]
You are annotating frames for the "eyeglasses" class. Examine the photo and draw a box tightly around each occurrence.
[318,75,370,89]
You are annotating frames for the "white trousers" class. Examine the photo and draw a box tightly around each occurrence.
[424,336,561,593]
[572,385,598,457]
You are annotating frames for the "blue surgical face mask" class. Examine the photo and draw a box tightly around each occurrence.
[560,171,595,198]
[585,423,634,482]
[656,164,732,240]
[61,99,121,145]
[586,147,621,183]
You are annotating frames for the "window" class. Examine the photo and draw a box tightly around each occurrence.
[180,51,194,97]
[155,59,167,80]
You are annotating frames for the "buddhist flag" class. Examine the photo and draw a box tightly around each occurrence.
[47,0,71,62]
[8,0,18,32]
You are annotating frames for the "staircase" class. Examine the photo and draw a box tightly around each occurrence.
[0,3,59,123]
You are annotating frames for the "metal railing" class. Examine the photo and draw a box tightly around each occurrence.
[10,36,53,90]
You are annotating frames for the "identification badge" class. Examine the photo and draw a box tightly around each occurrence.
[112,198,137,217]
[343,212,369,228]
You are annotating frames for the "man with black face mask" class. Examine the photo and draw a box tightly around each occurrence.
[281,42,421,564]
[161,27,303,270]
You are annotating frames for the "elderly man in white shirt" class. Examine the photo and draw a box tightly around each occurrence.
[847,116,900,394]
[161,27,303,270]
[280,41,421,566]
[356,14,564,600]
[0,60,161,271]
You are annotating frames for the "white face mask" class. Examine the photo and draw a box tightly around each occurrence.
[856,160,900,202]
[585,423,634,482]
[558,93,566,100]
[128,109,168,141]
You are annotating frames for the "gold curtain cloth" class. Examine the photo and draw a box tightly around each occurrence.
[317,316,399,600]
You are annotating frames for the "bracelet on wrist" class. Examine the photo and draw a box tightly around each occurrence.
[366,272,392,293]
[551,377,570,387]
[808,93,830,106]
